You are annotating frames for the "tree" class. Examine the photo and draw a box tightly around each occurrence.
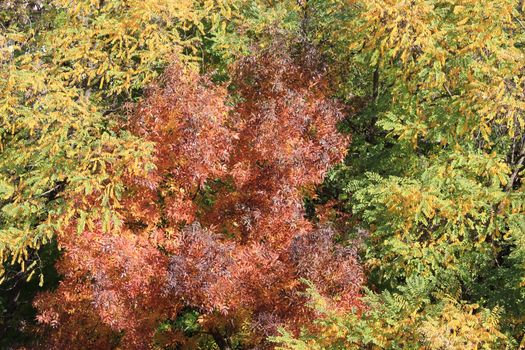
[1,0,233,345]
[4,0,523,347]
[274,0,525,347]
[33,50,363,349]
[0,0,234,282]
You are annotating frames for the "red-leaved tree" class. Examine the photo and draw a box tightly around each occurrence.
[34,51,364,349]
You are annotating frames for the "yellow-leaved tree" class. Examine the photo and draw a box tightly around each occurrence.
[273,0,525,348]
[0,0,233,283]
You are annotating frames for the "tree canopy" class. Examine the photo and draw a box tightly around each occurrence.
[1,0,524,349]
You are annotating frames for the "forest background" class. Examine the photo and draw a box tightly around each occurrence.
[0,0,524,349]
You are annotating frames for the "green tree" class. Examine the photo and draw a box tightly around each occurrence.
[275,0,525,347]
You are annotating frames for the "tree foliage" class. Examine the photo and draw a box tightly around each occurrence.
[274,0,525,348]
[1,0,524,348]
[31,50,363,349]
[0,0,232,288]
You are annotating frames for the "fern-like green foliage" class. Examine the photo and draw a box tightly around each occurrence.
[273,0,525,347]
[273,279,506,350]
